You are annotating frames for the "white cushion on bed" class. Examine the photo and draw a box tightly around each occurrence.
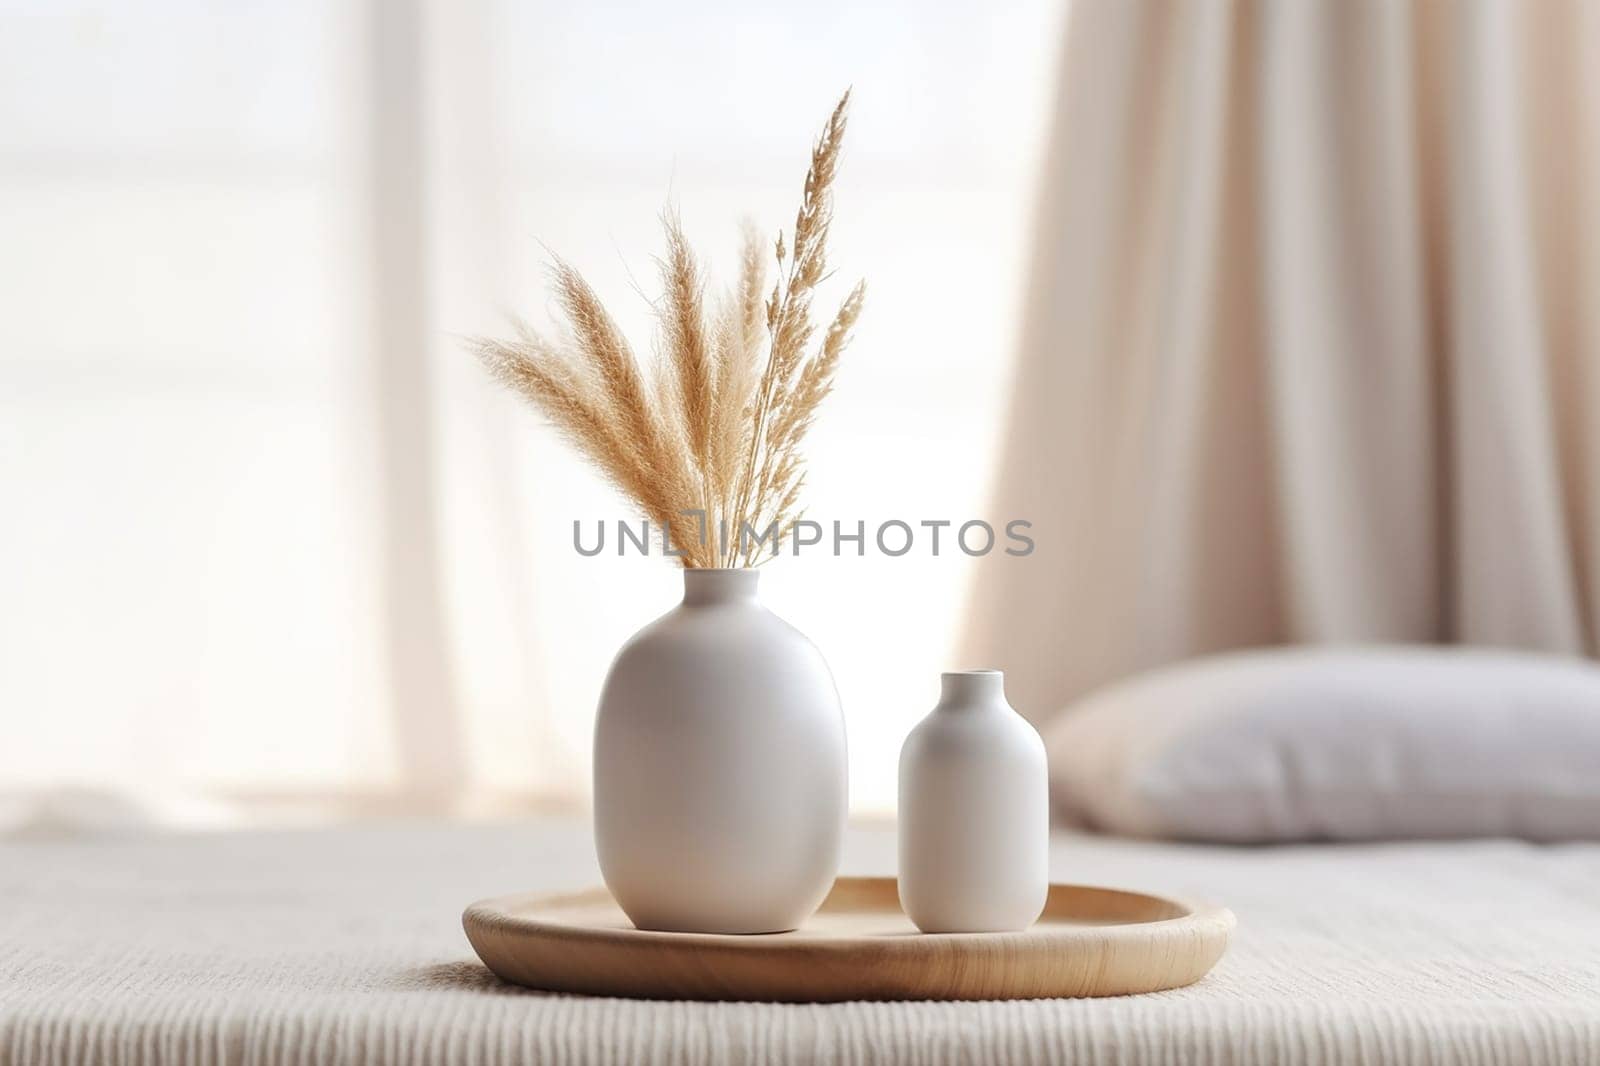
[1048,646,1600,842]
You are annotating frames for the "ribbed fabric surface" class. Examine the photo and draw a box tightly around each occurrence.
[2,820,1598,1065]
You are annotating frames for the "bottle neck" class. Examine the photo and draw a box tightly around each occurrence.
[939,669,1007,707]
[682,567,761,606]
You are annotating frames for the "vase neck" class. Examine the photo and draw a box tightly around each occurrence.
[682,567,761,606]
[939,670,1006,707]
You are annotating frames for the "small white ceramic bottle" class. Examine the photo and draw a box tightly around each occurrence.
[898,669,1049,933]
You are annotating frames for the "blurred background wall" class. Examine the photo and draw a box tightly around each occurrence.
[0,0,1065,824]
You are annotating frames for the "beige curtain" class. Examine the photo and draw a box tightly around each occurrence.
[962,0,1600,721]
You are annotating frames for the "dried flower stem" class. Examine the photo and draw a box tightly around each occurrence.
[472,92,861,570]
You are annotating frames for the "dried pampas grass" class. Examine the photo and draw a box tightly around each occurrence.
[473,91,863,568]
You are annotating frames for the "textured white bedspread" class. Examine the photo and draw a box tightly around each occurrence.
[2,819,1598,1065]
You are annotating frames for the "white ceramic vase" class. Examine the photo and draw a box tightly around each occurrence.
[898,670,1049,933]
[593,568,847,933]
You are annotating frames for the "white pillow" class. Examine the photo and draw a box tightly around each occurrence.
[1047,647,1600,842]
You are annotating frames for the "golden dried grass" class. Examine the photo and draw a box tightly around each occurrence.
[472,92,861,568]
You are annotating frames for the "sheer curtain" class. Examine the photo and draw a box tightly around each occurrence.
[0,0,1063,823]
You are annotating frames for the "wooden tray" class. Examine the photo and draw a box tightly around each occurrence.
[463,876,1233,1001]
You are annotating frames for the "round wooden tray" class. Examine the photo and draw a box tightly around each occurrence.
[463,876,1233,1001]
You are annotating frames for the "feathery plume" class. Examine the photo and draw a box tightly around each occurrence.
[472,91,859,570]
[658,212,716,480]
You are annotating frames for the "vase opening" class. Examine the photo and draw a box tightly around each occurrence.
[682,567,761,606]
[940,669,1005,704]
